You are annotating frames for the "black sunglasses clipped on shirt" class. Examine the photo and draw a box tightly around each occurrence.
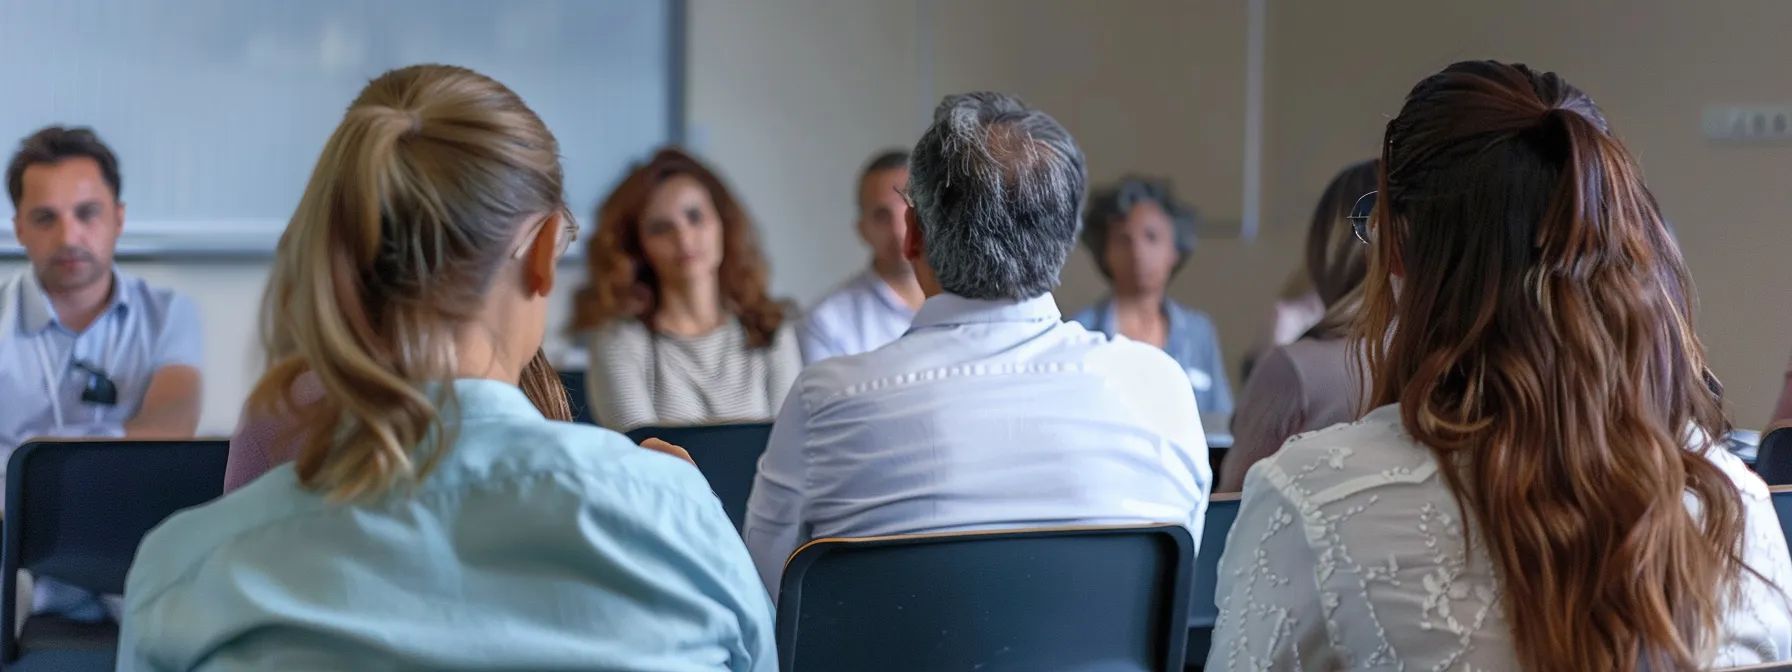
[72,360,118,406]
[1347,190,1377,244]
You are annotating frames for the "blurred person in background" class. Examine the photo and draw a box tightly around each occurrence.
[1218,159,1377,492]
[1237,163,1378,383]
[1069,177,1232,415]
[747,93,1210,596]
[798,149,923,364]
[1238,270,1324,382]
[0,126,204,623]
[121,65,774,671]
[572,148,799,431]
[1210,60,1792,671]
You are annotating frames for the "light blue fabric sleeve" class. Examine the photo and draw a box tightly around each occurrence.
[796,312,845,366]
[744,378,812,598]
[578,465,780,672]
[152,293,204,370]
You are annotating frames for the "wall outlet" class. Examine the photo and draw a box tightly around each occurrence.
[1702,105,1792,144]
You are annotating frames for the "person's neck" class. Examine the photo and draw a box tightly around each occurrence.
[1112,289,1169,346]
[654,281,725,337]
[871,257,924,311]
[449,338,523,385]
[45,272,116,334]
[1113,289,1165,316]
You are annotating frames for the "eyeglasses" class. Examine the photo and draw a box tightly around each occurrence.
[1347,190,1377,244]
[894,185,914,209]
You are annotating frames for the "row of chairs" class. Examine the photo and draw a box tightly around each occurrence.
[4,417,1787,670]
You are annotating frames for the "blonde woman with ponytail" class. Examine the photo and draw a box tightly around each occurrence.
[119,65,775,671]
[1209,61,1792,671]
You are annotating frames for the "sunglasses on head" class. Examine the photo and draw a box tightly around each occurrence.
[1347,190,1377,244]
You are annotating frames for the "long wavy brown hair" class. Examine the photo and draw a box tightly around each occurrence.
[1360,60,1756,671]
[569,147,785,347]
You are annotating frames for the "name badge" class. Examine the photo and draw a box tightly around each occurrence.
[1186,367,1212,391]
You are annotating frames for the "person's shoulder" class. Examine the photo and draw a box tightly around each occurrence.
[1266,338,1348,382]
[1078,325,1187,385]
[126,467,314,609]
[584,318,652,350]
[1167,300,1219,335]
[1257,405,1438,495]
[807,275,870,314]
[118,271,197,320]
[452,415,716,504]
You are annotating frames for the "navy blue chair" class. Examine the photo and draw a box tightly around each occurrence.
[623,423,772,531]
[1759,424,1792,486]
[1773,486,1792,556]
[558,370,596,426]
[1186,493,1240,669]
[2,439,229,671]
[776,524,1195,672]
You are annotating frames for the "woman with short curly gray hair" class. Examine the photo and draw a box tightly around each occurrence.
[1069,176,1232,415]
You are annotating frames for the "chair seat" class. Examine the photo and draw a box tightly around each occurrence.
[19,616,117,652]
[4,649,117,672]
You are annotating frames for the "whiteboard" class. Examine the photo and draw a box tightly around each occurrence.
[0,0,683,258]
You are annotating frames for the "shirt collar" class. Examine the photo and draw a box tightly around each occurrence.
[17,266,131,334]
[447,378,546,423]
[910,292,1061,330]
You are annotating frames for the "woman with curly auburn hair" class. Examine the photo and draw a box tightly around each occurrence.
[571,147,799,431]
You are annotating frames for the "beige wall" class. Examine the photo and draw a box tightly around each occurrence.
[1264,0,1792,424]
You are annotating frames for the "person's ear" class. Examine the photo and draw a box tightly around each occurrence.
[114,201,126,232]
[522,213,562,297]
[902,207,923,262]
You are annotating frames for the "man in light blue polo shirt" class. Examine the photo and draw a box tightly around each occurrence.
[0,126,203,619]
[796,149,924,364]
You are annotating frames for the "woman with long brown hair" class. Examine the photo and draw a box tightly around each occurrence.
[571,148,798,431]
[1219,159,1376,492]
[1209,61,1792,670]
[122,65,774,670]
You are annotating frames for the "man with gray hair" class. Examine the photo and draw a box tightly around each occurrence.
[745,93,1211,595]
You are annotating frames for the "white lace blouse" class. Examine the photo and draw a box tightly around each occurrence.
[1208,405,1792,671]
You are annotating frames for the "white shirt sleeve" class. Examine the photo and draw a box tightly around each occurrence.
[1207,466,1336,671]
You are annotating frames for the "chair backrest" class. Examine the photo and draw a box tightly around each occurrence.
[559,370,596,426]
[623,423,772,530]
[1761,424,1792,486]
[776,524,1195,672]
[2,439,229,661]
[1187,492,1241,666]
[1772,486,1792,555]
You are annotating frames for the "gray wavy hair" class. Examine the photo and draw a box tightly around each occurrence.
[1079,177,1200,280]
[908,92,1087,300]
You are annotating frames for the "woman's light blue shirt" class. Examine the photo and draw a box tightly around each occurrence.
[120,378,775,671]
[1070,296,1234,416]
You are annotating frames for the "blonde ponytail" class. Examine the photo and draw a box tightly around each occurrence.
[250,65,571,500]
